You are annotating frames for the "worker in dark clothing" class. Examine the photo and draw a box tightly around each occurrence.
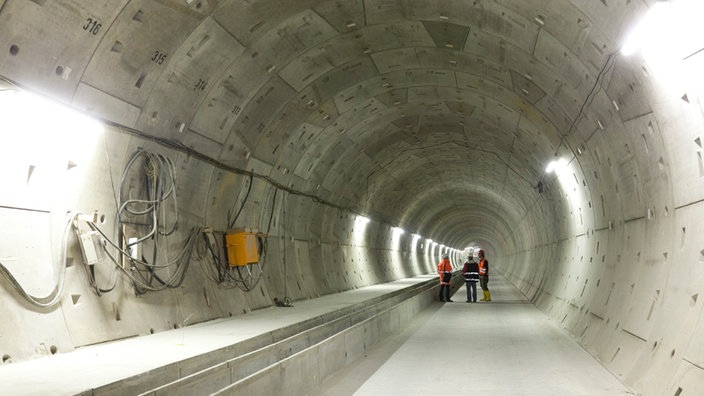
[437,253,453,302]
[462,253,479,302]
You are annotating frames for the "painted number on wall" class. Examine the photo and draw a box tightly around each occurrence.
[82,18,101,35]
[152,50,167,65]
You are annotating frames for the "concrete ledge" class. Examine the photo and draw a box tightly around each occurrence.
[213,288,437,395]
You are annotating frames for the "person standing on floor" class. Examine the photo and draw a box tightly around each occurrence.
[437,253,453,302]
[462,253,479,302]
[478,249,491,301]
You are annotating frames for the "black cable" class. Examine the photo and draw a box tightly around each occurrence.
[228,171,254,229]
[554,50,619,154]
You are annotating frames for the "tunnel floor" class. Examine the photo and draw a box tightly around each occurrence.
[0,274,635,395]
[311,274,634,396]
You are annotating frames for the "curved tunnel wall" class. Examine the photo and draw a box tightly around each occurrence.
[0,1,704,394]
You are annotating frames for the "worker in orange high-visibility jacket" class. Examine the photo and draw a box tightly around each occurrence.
[437,253,453,302]
[478,249,491,301]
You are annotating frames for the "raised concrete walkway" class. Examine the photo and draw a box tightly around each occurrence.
[0,275,438,396]
[311,274,635,396]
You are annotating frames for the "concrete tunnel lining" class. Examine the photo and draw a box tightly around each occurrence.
[0,0,704,394]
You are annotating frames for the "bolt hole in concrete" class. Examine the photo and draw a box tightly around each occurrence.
[50,345,57,355]
[55,66,64,76]
[9,44,19,55]
[2,354,10,363]
[150,328,155,334]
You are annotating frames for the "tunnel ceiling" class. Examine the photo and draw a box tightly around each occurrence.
[0,0,645,250]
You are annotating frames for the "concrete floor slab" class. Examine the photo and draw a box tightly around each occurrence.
[312,274,635,396]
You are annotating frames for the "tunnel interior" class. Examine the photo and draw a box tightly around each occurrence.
[1,0,704,394]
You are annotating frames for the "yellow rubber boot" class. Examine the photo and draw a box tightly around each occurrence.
[486,290,491,302]
[480,291,486,301]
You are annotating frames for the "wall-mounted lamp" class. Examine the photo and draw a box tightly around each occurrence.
[622,1,670,56]
[545,158,567,174]
[622,0,704,60]
[355,215,370,224]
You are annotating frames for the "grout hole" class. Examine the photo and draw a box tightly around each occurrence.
[9,44,19,55]
[2,354,10,363]
[50,345,57,355]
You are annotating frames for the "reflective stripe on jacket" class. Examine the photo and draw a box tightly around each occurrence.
[478,259,488,276]
[462,261,479,281]
[437,258,452,285]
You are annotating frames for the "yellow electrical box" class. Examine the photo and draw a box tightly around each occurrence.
[225,230,259,266]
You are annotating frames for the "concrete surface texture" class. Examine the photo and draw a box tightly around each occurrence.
[313,275,634,396]
[0,275,439,395]
[0,0,702,395]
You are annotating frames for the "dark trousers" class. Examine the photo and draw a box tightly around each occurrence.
[438,284,450,301]
[480,275,489,291]
[465,280,477,302]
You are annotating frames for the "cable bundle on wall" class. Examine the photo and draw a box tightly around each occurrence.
[113,148,190,294]
[0,145,274,307]
[0,213,75,308]
[86,223,198,294]
[74,148,194,295]
[196,229,266,292]
[195,183,276,292]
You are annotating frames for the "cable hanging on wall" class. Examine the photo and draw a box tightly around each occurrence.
[0,213,75,308]
[275,189,292,307]
[71,148,197,296]
[69,147,271,295]
[195,181,275,292]
[112,148,196,294]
